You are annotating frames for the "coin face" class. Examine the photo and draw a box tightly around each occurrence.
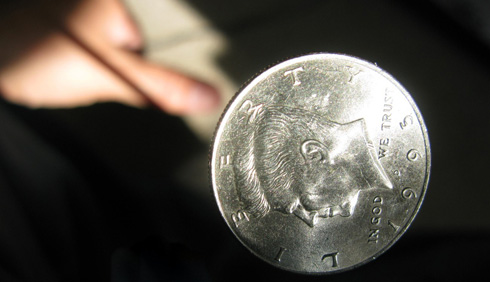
[210,54,430,274]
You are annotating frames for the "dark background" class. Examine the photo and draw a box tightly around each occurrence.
[1,0,489,281]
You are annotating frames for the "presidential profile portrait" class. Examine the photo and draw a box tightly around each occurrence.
[234,105,393,227]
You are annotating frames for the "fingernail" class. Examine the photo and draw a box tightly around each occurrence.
[187,83,220,113]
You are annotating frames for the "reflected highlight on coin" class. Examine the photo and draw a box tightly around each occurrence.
[210,54,430,274]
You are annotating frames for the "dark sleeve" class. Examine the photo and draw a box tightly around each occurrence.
[0,99,228,282]
[0,100,113,281]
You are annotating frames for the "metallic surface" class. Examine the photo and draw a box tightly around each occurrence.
[210,54,430,274]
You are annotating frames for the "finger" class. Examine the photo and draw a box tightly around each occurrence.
[63,0,221,114]
[0,31,145,108]
[65,0,143,51]
[125,60,221,114]
[56,29,221,114]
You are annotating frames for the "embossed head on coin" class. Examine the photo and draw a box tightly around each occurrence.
[235,106,393,227]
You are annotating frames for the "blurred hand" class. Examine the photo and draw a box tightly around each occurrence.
[0,0,220,114]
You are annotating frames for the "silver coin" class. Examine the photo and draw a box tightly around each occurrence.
[210,54,430,274]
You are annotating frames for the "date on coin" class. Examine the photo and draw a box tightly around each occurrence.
[210,54,430,274]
